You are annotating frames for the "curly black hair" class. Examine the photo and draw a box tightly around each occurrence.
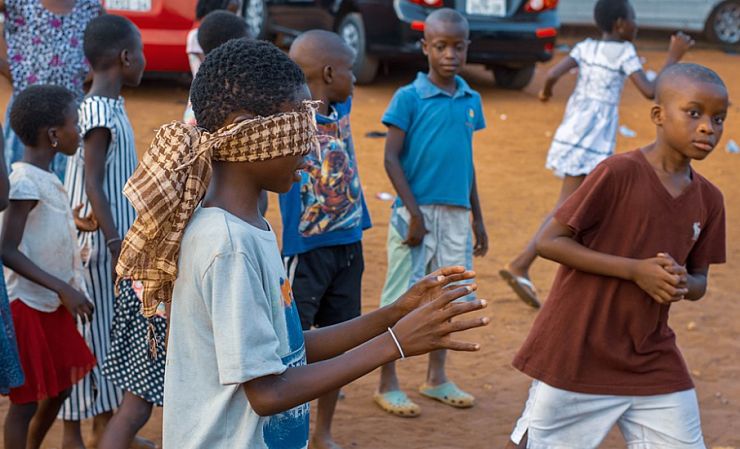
[10,85,76,147]
[84,14,139,70]
[198,11,250,55]
[196,0,233,20]
[191,39,306,132]
[593,0,632,33]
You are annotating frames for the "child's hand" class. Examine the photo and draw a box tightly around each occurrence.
[656,252,689,299]
[73,204,99,232]
[391,266,476,317]
[472,219,488,257]
[667,32,694,61]
[403,213,427,247]
[390,284,489,358]
[59,284,94,322]
[631,257,688,305]
[538,87,552,102]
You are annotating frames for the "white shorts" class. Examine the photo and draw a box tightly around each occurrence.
[511,380,705,449]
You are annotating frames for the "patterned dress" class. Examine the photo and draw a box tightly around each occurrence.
[3,0,102,180]
[0,262,24,394]
[60,96,137,419]
[545,38,643,177]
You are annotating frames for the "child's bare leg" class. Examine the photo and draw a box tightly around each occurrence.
[426,349,448,386]
[507,175,586,279]
[310,389,341,449]
[378,361,400,393]
[97,392,154,449]
[5,402,37,449]
[62,419,85,449]
[26,389,72,449]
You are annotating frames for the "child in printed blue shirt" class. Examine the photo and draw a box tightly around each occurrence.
[374,9,489,417]
[280,30,371,449]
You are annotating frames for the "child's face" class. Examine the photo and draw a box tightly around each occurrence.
[235,84,313,194]
[227,0,242,13]
[422,21,469,80]
[55,106,80,156]
[616,4,637,42]
[655,79,728,161]
[123,31,146,87]
[326,48,355,104]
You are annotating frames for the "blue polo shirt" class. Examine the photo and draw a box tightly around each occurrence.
[382,72,485,209]
[279,98,371,257]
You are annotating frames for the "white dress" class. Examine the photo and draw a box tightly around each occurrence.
[546,38,643,177]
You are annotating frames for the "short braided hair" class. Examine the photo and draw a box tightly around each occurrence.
[190,39,306,132]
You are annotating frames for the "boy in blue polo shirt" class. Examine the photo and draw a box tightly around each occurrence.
[374,9,488,417]
[280,30,372,449]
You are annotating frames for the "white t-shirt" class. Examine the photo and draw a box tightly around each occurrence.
[2,162,88,312]
[164,207,309,449]
[186,28,204,77]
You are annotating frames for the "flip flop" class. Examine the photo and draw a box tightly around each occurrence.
[418,382,475,408]
[499,268,541,309]
[373,390,421,417]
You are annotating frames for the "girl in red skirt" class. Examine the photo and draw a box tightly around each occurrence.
[1,85,98,449]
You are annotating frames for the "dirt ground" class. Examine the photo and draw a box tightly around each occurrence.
[0,35,738,448]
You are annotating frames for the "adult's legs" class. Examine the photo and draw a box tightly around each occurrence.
[97,392,155,449]
[26,389,71,449]
[4,401,37,449]
[503,175,586,304]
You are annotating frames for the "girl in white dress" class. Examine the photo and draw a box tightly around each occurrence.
[500,0,693,309]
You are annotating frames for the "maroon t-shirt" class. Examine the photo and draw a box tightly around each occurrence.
[513,149,726,395]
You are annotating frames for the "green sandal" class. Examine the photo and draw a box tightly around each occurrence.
[373,390,421,417]
[419,382,475,408]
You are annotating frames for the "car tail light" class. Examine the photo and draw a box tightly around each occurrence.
[409,0,444,8]
[524,0,558,12]
[536,27,557,38]
[410,21,425,31]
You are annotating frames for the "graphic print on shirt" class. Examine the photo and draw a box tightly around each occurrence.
[692,222,702,241]
[263,277,309,449]
[298,115,362,237]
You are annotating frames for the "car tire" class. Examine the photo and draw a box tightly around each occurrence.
[337,13,379,84]
[243,0,268,40]
[706,1,740,46]
[491,64,536,90]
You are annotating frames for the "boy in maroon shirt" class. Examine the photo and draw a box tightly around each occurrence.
[507,63,728,449]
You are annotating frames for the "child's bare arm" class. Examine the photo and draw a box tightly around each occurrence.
[469,170,488,257]
[243,284,488,416]
[384,125,426,246]
[84,128,121,270]
[304,266,475,363]
[539,56,578,101]
[629,32,694,99]
[1,200,94,319]
[536,217,688,304]
[0,139,8,211]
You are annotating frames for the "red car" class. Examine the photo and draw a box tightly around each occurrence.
[107,0,197,72]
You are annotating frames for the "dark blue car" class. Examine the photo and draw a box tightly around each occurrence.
[243,0,560,87]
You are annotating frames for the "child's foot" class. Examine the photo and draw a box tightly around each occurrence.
[373,390,421,417]
[419,382,475,408]
[499,266,540,309]
[309,434,343,449]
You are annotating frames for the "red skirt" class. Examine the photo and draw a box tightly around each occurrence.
[9,300,96,404]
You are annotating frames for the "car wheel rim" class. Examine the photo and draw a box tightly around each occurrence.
[340,23,360,56]
[245,0,264,37]
[713,3,740,44]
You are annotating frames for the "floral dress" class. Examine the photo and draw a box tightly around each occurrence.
[3,0,103,180]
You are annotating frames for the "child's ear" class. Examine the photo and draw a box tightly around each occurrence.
[650,104,664,126]
[47,127,59,148]
[614,18,625,34]
[120,48,131,67]
[421,38,429,56]
[323,65,333,84]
